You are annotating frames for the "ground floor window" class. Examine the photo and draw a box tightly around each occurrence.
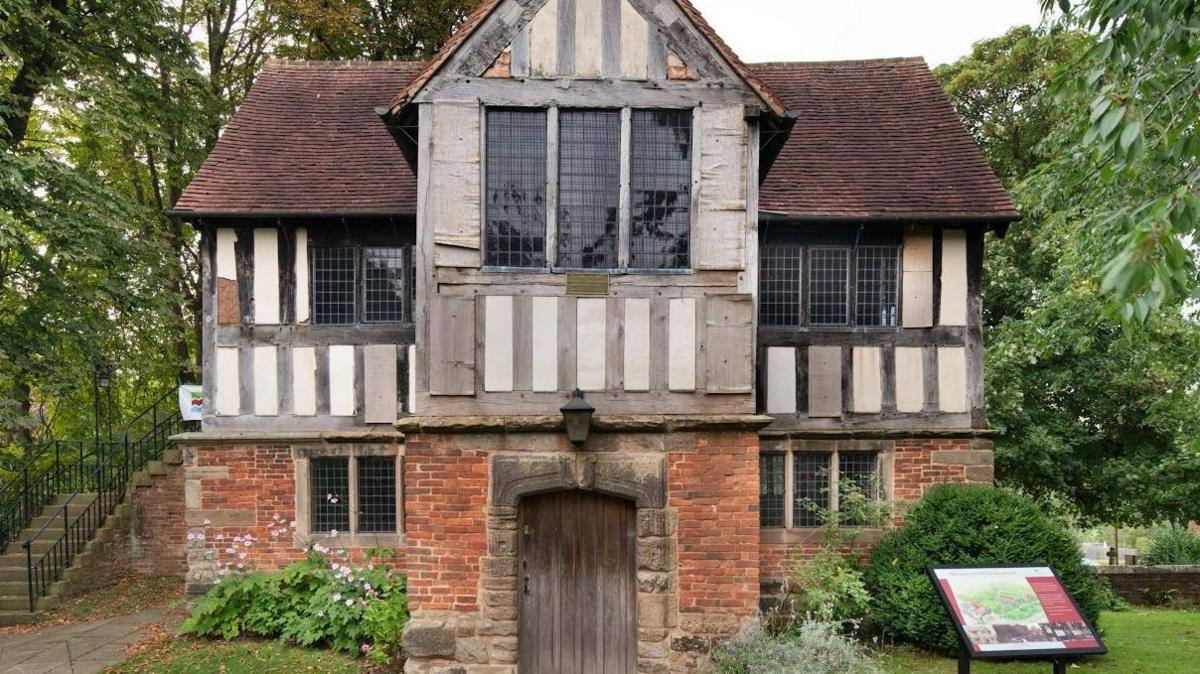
[759,449,882,529]
[296,446,403,544]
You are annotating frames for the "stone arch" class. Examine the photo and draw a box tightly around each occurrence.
[491,453,665,508]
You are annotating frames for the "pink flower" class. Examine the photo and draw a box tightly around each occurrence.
[361,643,371,654]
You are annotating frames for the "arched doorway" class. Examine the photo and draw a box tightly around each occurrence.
[518,490,638,673]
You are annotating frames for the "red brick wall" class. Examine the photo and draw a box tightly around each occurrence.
[127,462,189,576]
[668,431,760,621]
[402,435,489,612]
[892,439,970,503]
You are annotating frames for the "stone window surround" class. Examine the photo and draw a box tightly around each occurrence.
[292,444,404,549]
[759,440,895,543]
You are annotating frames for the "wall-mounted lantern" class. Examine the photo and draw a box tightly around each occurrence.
[560,389,595,447]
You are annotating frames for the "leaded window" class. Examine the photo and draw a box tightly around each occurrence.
[808,247,850,326]
[758,449,882,529]
[357,456,397,533]
[311,245,414,325]
[759,244,803,326]
[308,455,400,535]
[855,246,899,326]
[557,109,621,269]
[759,454,786,528]
[629,109,692,270]
[311,458,351,533]
[485,108,548,268]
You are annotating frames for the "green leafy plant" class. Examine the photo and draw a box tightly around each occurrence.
[1143,526,1200,566]
[711,621,883,674]
[864,484,1103,656]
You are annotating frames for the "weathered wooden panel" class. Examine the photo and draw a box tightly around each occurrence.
[894,346,924,413]
[605,297,624,390]
[484,296,515,392]
[513,296,533,391]
[619,0,648,78]
[328,345,356,416]
[902,225,934,327]
[430,103,482,268]
[531,297,559,392]
[667,298,696,391]
[518,491,637,674]
[530,0,559,76]
[294,227,310,323]
[765,347,797,414]
[511,25,531,77]
[622,298,650,391]
[940,228,968,326]
[407,344,418,414]
[576,298,607,391]
[558,0,576,75]
[363,345,399,423]
[429,296,476,396]
[252,229,280,325]
[704,295,753,393]
[807,346,842,418]
[575,0,603,76]
[292,346,317,416]
[851,347,882,413]
[694,104,747,270]
[938,346,968,413]
[252,345,278,416]
[215,347,240,416]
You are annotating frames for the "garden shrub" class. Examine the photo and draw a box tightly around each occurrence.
[864,484,1103,655]
[1143,526,1200,565]
[711,621,883,674]
[787,547,871,624]
[182,548,407,658]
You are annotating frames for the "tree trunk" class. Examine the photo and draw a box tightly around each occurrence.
[1,0,69,148]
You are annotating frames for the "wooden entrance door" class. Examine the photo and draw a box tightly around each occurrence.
[518,490,637,674]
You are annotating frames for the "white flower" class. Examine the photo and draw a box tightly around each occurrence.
[203,519,212,526]
[345,598,354,607]
[330,529,339,537]
[332,592,342,601]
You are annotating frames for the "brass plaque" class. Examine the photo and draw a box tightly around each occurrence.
[565,273,610,296]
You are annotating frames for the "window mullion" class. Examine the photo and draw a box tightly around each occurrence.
[546,107,560,269]
[783,450,794,529]
[348,455,360,535]
[829,450,840,515]
[618,107,632,270]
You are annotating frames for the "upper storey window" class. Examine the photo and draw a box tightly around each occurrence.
[311,245,415,325]
[483,107,694,271]
[760,235,899,328]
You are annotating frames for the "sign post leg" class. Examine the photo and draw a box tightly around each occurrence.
[1053,660,1067,674]
[957,647,971,674]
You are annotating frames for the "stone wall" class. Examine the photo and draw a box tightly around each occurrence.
[1096,565,1200,606]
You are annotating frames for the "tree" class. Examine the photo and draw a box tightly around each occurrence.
[1042,0,1200,319]
[935,26,1200,526]
[270,0,476,60]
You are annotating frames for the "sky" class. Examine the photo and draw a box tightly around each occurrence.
[690,0,1050,66]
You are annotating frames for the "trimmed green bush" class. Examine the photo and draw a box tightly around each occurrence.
[1143,526,1200,565]
[864,484,1102,655]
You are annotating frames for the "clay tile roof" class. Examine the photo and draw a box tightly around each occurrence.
[751,58,1018,223]
[173,60,423,217]
[386,0,789,117]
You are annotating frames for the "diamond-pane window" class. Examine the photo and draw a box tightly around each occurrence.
[856,246,899,326]
[311,458,350,533]
[759,454,786,528]
[357,457,397,533]
[312,247,357,325]
[629,109,692,270]
[808,248,849,326]
[558,109,621,269]
[485,109,548,268]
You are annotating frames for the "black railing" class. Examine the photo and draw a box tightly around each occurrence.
[1,389,196,611]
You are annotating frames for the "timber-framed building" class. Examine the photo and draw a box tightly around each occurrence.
[173,1,1017,671]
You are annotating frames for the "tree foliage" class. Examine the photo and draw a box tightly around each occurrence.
[936,26,1200,527]
[1043,0,1200,318]
[0,0,472,452]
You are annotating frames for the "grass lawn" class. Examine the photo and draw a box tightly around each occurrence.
[883,608,1200,673]
[104,637,362,674]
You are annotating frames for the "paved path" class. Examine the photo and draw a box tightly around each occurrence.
[0,608,165,674]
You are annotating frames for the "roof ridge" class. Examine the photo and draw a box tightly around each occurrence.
[265,58,426,69]
[750,56,927,68]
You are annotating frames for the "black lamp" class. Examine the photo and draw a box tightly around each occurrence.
[560,389,595,447]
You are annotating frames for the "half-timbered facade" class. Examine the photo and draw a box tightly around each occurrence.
[173,1,1016,671]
